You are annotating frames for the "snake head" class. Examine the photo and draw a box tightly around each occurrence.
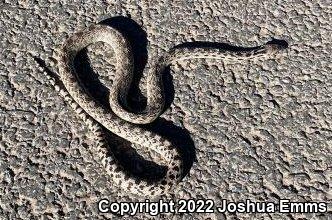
[265,39,288,54]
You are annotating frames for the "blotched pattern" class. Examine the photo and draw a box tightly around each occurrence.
[33,24,285,196]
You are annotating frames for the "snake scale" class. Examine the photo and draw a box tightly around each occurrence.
[31,24,286,196]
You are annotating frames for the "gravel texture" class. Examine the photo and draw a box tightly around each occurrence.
[0,0,331,219]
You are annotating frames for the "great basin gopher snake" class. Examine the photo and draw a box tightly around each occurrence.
[31,24,286,196]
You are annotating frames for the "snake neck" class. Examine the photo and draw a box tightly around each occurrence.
[165,45,273,64]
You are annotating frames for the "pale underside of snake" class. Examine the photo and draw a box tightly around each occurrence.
[31,24,286,196]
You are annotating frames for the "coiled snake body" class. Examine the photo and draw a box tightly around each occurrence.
[32,24,286,196]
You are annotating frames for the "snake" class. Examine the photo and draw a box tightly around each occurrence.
[31,24,286,196]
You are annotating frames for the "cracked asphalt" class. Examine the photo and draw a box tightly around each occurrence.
[0,0,331,219]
